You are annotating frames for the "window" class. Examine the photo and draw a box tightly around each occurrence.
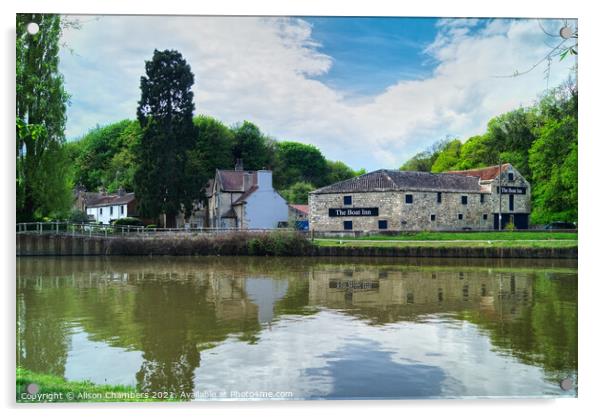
[100,208,103,215]
[480,194,485,204]
[378,220,388,230]
[121,205,125,214]
[461,195,468,205]
[458,213,463,220]
[483,214,488,221]
[509,194,514,211]
[430,214,436,221]
[405,194,413,204]
[437,192,442,203]
[508,172,514,181]
[343,220,353,230]
[110,206,114,215]
[343,195,352,205]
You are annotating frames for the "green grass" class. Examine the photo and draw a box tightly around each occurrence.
[16,367,174,402]
[316,239,577,249]
[336,231,577,241]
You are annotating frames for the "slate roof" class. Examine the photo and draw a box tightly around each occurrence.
[86,192,136,207]
[310,169,483,194]
[232,185,258,205]
[446,164,510,181]
[217,170,257,192]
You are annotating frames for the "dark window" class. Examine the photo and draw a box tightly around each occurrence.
[343,221,353,230]
[110,206,114,215]
[430,214,436,221]
[458,213,463,220]
[405,194,413,204]
[100,208,103,215]
[508,172,514,181]
[480,194,485,204]
[509,194,514,211]
[483,214,488,221]
[406,293,414,304]
[378,220,388,230]
[461,195,468,205]
[437,192,442,203]
[343,195,352,205]
[121,205,125,214]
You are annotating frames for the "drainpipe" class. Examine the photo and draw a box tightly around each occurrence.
[498,160,502,231]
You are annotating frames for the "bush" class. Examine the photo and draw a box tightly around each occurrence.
[146,224,157,229]
[68,209,91,223]
[113,217,144,226]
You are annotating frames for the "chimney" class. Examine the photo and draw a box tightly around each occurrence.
[117,186,126,196]
[257,170,272,190]
[235,159,243,171]
[243,172,253,191]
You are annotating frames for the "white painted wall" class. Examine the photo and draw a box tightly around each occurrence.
[86,204,128,224]
[243,189,289,229]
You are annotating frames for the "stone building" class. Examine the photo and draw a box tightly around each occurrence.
[206,160,289,229]
[308,163,530,232]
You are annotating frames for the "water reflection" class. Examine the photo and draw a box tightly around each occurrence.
[16,256,577,399]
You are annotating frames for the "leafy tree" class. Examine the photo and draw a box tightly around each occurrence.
[16,14,71,221]
[326,160,357,184]
[134,49,202,226]
[431,139,462,172]
[231,121,274,171]
[65,120,141,192]
[192,115,234,177]
[281,182,315,204]
[273,141,329,189]
[400,138,453,172]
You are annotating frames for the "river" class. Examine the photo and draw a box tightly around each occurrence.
[17,256,577,400]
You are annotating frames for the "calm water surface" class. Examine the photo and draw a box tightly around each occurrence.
[17,256,577,400]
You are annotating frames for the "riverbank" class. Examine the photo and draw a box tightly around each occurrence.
[16,232,577,258]
[16,368,162,403]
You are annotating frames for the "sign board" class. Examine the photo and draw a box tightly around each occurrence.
[329,280,380,290]
[497,186,527,195]
[328,207,379,217]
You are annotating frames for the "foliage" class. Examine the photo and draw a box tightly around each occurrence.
[68,209,90,223]
[273,141,329,189]
[112,217,144,226]
[231,121,275,171]
[281,181,315,204]
[65,120,141,192]
[192,115,234,178]
[134,49,203,225]
[325,160,358,184]
[400,80,578,223]
[16,14,71,221]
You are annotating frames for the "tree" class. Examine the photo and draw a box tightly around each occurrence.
[273,141,329,189]
[431,139,462,172]
[231,121,274,171]
[65,120,141,192]
[192,115,234,178]
[281,182,315,204]
[326,160,357,184]
[134,49,201,226]
[16,14,71,221]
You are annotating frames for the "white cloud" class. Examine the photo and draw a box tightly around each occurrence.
[59,16,575,171]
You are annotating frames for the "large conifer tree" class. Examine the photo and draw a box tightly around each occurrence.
[134,49,200,226]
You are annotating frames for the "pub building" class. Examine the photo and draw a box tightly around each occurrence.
[308,163,530,232]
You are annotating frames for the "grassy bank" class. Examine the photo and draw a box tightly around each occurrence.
[315,239,577,249]
[347,231,577,241]
[16,368,169,402]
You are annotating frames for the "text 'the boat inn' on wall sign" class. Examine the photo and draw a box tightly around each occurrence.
[328,207,379,217]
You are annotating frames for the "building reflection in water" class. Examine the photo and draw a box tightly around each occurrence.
[17,256,577,397]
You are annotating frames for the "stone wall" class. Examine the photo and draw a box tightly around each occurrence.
[309,170,531,232]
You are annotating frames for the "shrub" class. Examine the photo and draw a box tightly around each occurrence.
[113,217,144,226]
[145,224,157,229]
[68,209,91,223]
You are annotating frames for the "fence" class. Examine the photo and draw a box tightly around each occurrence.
[16,222,291,238]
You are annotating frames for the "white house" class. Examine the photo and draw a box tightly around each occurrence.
[85,190,137,224]
[206,160,289,229]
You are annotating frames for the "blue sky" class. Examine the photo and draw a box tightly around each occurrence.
[59,16,576,171]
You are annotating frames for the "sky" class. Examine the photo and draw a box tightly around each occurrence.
[58,16,576,171]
